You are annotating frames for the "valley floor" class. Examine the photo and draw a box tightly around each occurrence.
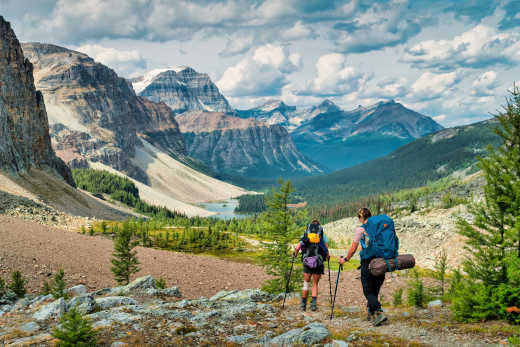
[0,215,515,346]
[2,215,419,306]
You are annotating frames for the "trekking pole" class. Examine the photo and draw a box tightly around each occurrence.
[330,262,343,320]
[328,258,332,305]
[282,254,296,309]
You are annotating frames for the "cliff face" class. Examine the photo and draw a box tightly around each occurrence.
[133,67,233,114]
[22,43,186,182]
[177,112,322,177]
[0,17,73,185]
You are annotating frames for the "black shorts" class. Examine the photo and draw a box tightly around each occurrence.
[303,263,325,275]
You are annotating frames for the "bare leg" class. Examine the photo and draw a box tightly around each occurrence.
[302,273,312,298]
[311,274,321,298]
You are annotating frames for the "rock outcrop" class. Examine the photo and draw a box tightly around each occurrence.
[0,17,73,185]
[133,66,233,114]
[22,43,187,183]
[0,275,333,346]
[177,112,322,177]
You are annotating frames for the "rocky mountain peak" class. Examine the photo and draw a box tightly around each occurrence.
[0,16,73,185]
[135,66,233,114]
[314,99,341,113]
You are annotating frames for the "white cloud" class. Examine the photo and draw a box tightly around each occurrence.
[471,71,500,96]
[75,44,146,77]
[403,25,520,70]
[282,21,317,40]
[363,77,408,99]
[411,71,460,101]
[217,44,301,97]
[331,0,425,53]
[299,53,368,96]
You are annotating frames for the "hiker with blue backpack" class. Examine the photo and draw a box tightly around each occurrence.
[293,219,329,311]
[339,208,399,326]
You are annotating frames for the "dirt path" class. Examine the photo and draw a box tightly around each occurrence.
[278,303,500,347]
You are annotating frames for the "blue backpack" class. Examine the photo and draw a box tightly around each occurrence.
[359,215,399,269]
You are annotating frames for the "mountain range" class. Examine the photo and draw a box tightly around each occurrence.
[132,68,322,178]
[21,42,247,216]
[237,99,444,170]
[293,118,500,205]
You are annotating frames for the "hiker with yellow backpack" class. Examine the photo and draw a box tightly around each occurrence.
[293,219,329,311]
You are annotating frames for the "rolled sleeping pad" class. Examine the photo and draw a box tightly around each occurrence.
[368,254,416,276]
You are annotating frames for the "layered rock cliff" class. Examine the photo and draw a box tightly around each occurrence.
[177,112,322,177]
[22,43,187,182]
[133,67,233,114]
[0,17,73,185]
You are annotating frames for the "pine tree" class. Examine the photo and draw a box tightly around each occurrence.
[111,226,140,285]
[434,249,448,298]
[52,306,97,346]
[8,271,26,298]
[453,86,520,322]
[458,86,520,286]
[51,269,68,299]
[0,277,5,296]
[260,180,302,293]
[41,280,51,296]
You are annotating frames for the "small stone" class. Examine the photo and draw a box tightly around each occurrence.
[340,305,361,313]
[427,299,442,308]
[111,342,128,347]
[95,296,138,310]
[401,311,410,317]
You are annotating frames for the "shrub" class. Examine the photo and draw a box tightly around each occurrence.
[0,277,5,296]
[393,288,403,307]
[407,270,426,308]
[52,306,98,346]
[41,280,51,296]
[155,277,166,289]
[8,271,26,298]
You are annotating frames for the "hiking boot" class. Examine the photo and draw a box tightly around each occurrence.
[300,297,307,311]
[366,311,375,322]
[372,311,388,326]
[310,297,317,311]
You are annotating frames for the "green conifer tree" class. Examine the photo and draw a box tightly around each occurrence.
[51,269,68,299]
[52,306,97,346]
[260,180,302,293]
[453,86,520,322]
[8,271,26,298]
[111,226,140,285]
[458,86,520,286]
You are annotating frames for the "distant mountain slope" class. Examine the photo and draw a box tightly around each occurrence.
[291,100,444,170]
[293,119,500,206]
[236,100,297,128]
[133,67,233,114]
[22,43,248,214]
[177,111,323,178]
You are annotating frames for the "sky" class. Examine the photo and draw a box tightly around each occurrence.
[2,0,520,127]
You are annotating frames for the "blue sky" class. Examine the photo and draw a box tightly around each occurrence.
[2,0,520,127]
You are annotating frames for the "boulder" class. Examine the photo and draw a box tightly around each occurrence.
[67,295,97,314]
[33,298,66,322]
[267,322,329,346]
[325,340,349,347]
[427,299,443,308]
[210,289,271,303]
[226,334,255,344]
[66,285,88,297]
[95,296,138,311]
[19,321,40,334]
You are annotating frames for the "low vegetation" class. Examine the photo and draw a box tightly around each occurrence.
[51,306,98,346]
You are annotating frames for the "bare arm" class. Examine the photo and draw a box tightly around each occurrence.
[345,241,359,261]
